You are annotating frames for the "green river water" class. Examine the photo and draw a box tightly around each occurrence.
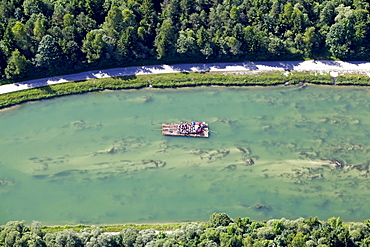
[1,85,370,225]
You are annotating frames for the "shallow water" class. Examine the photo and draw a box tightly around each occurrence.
[1,85,370,225]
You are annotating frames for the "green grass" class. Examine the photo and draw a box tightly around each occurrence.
[1,71,369,109]
[41,223,184,233]
[0,75,148,109]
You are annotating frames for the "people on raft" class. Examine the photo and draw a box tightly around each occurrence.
[177,122,205,134]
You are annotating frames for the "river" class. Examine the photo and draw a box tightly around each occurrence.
[1,85,370,225]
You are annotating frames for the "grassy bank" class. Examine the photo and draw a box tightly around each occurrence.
[1,71,370,109]
[3,214,370,247]
[41,223,184,233]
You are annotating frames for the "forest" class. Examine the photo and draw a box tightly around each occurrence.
[2,213,370,246]
[0,0,369,82]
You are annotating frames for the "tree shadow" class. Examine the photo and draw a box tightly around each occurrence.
[38,85,56,94]
[119,75,137,81]
[319,60,343,67]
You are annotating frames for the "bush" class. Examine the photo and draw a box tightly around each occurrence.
[208,213,233,228]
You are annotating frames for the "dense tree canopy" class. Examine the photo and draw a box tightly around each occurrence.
[2,214,370,246]
[0,0,369,81]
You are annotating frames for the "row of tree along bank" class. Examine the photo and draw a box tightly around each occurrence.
[1,71,370,110]
[2,213,370,246]
[0,0,369,82]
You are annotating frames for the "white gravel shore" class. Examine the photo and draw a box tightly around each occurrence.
[1,60,370,95]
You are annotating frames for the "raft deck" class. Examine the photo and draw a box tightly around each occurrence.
[162,123,209,138]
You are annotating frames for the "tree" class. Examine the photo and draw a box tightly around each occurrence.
[0,0,369,83]
[138,229,157,245]
[230,6,240,21]
[188,12,202,30]
[63,14,75,28]
[122,9,137,30]
[117,26,138,61]
[79,227,118,247]
[52,3,68,27]
[272,220,284,235]
[279,3,294,32]
[59,40,81,67]
[288,232,307,247]
[52,229,82,247]
[304,216,321,230]
[335,4,355,22]
[75,12,97,41]
[176,29,197,57]
[326,18,354,58]
[227,36,243,56]
[243,25,268,58]
[138,0,158,47]
[4,49,31,79]
[269,0,283,20]
[30,221,42,236]
[181,222,204,242]
[0,221,29,246]
[103,6,123,39]
[319,1,336,26]
[120,227,139,247]
[352,8,370,58]
[328,217,343,229]
[22,0,43,17]
[302,26,316,57]
[196,27,213,59]
[160,0,181,28]
[11,21,31,53]
[35,34,64,70]
[291,7,305,34]
[256,226,275,240]
[139,0,156,24]
[0,24,16,57]
[82,31,105,63]
[200,42,213,59]
[267,36,286,59]
[196,26,209,47]
[208,213,233,228]
[33,16,48,41]
[0,1,15,24]
[154,20,175,59]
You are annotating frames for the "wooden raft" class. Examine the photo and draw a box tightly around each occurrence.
[162,123,209,138]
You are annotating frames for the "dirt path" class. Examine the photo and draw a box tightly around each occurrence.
[1,60,370,95]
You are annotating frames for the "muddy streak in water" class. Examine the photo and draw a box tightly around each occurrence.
[1,85,370,224]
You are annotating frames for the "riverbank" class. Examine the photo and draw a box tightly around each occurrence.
[41,222,183,233]
[1,68,370,109]
[2,60,370,93]
[3,213,370,247]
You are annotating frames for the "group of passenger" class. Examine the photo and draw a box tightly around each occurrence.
[177,122,206,134]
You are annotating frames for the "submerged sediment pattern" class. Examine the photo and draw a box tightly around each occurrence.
[1,86,370,224]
